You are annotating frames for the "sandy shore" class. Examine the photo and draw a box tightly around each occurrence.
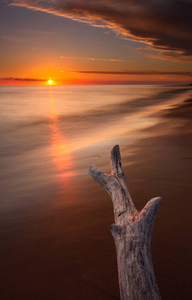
[0,94,192,299]
[123,97,192,300]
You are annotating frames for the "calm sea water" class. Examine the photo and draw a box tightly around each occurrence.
[0,84,192,299]
[0,85,190,212]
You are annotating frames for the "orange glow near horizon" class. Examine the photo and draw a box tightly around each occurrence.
[0,72,191,86]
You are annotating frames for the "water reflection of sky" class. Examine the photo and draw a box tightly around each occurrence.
[48,86,75,180]
[0,85,190,209]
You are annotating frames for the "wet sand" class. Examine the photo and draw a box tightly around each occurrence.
[124,98,192,300]
[0,96,192,299]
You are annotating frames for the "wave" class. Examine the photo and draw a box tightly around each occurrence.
[4,86,191,133]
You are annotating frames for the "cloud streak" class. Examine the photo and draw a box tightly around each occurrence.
[1,77,45,82]
[75,70,192,77]
[60,56,125,62]
[7,0,192,61]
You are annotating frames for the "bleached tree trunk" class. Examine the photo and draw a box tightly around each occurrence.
[89,145,162,300]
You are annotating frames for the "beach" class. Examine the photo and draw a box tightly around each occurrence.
[124,99,192,300]
[0,85,192,299]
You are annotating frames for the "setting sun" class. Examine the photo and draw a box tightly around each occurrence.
[48,79,53,85]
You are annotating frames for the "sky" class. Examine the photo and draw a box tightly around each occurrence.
[0,0,192,85]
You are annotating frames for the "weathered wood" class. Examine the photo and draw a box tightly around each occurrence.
[89,145,162,300]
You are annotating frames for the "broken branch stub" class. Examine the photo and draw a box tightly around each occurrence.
[89,145,162,300]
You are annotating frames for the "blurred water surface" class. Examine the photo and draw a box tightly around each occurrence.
[0,85,190,211]
[0,84,192,300]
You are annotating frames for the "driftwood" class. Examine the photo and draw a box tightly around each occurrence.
[89,145,162,300]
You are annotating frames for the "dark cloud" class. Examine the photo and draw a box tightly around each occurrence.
[8,0,192,61]
[76,70,192,77]
[1,77,45,82]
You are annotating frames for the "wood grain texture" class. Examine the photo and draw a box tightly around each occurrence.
[89,145,162,300]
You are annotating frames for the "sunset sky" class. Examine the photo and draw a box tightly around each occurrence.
[0,0,192,85]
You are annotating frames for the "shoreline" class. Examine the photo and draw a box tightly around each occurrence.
[121,96,192,299]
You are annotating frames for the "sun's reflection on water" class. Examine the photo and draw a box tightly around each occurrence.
[48,87,75,187]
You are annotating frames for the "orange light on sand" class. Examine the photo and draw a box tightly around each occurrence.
[48,79,53,85]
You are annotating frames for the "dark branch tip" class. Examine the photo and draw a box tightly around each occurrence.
[140,196,162,225]
[112,145,120,153]
[111,145,126,179]
[89,164,97,172]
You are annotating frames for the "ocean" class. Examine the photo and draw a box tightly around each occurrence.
[0,84,191,299]
[0,85,190,210]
